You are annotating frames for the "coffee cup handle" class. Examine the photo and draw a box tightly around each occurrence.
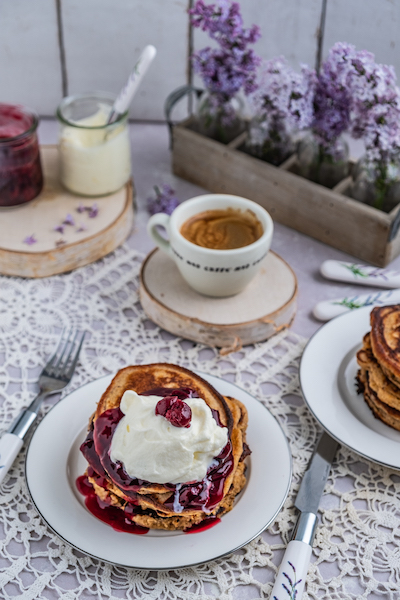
[147,212,173,257]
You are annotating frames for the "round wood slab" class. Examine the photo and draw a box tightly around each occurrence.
[0,146,135,278]
[139,248,297,353]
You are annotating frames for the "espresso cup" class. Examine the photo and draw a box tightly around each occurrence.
[147,194,274,297]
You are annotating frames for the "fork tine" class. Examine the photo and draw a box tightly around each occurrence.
[53,329,79,377]
[65,331,86,380]
[44,327,68,371]
[52,328,76,374]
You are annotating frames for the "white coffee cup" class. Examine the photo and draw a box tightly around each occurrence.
[147,194,274,297]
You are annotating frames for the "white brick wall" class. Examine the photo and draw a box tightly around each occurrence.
[0,0,399,121]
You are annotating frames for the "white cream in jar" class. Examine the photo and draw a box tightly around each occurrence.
[57,97,131,196]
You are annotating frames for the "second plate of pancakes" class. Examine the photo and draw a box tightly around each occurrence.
[300,305,400,470]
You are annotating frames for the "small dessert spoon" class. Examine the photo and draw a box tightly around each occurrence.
[107,44,157,124]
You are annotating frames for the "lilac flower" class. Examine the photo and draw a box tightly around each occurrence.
[147,185,179,216]
[54,225,65,234]
[88,203,99,218]
[190,0,261,106]
[63,213,75,226]
[312,42,357,156]
[55,239,66,247]
[76,203,86,213]
[347,50,400,209]
[76,223,88,233]
[252,57,316,130]
[23,234,37,246]
[349,52,400,165]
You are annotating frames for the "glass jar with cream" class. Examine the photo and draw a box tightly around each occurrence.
[0,103,43,207]
[57,92,131,196]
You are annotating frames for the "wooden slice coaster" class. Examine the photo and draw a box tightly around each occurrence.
[0,145,135,278]
[139,248,297,353]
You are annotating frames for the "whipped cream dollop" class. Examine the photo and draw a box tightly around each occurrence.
[110,390,228,484]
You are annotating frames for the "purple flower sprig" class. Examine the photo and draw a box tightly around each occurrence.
[190,0,261,105]
[312,42,357,157]
[147,185,179,216]
[349,53,400,166]
[252,56,316,130]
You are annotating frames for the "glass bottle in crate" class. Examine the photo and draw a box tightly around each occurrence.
[297,132,349,189]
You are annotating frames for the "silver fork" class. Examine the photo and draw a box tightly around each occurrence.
[0,328,86,485]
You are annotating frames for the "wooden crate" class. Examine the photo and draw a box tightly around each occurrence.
[171,120,400,267]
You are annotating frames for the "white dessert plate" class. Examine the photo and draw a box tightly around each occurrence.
[300,305,400,470]
[25,372,292,570]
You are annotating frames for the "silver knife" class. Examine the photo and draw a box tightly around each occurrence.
[270,432,339,600]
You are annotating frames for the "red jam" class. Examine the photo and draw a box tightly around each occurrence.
[184,516,221,533]
[0,103,43,207]
[76,475,149,534]
[77,387,232,534]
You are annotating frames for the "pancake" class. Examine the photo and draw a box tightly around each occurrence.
[356,308,400,431]
[80,364,250,531]
[356,366,400,431]
[356,334,400,411]
[370,305,400,388]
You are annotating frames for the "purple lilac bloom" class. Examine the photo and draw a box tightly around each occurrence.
[76,223,88,233]
[76,203,86,213]
[23,234,37,246]
[190,0,261,106]
[252,57,316,130]
[54,224,65,234]
[349,51,400,165]
[147,185,179,216]
[312,42,357,156]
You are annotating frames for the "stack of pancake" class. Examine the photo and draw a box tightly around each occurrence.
[356,305,400,431]
[80,363,250,531]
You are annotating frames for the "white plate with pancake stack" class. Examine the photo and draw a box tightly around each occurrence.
[25,372,292,569]
[300,305,400,470]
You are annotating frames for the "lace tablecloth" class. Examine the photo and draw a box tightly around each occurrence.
[1,245,399,600]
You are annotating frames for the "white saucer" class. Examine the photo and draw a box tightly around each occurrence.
[26,372,292,569]
[300,306,400,470]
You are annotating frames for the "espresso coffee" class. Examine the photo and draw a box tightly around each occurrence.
[180,208,263,250]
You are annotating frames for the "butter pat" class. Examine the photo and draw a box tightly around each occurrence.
[58,104,131,196]
[110,390,228,484]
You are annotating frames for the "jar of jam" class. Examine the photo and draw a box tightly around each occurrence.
[0,104,43,207]
[57,92,131,196]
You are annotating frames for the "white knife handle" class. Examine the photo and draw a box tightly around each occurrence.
[320,260,400,289]
[270,540,312,600]
[0,433,24,485]
[313,289,400,321]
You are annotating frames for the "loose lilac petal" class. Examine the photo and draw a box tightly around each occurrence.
[55,239,67,247]
[23,234,37,246]
[88,203,99,218]
[54,225,65,234]
[76,203,87,213]
[76,223,88,233]
[63,213,75,226]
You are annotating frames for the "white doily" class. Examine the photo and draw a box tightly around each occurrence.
[0,245,399,600]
